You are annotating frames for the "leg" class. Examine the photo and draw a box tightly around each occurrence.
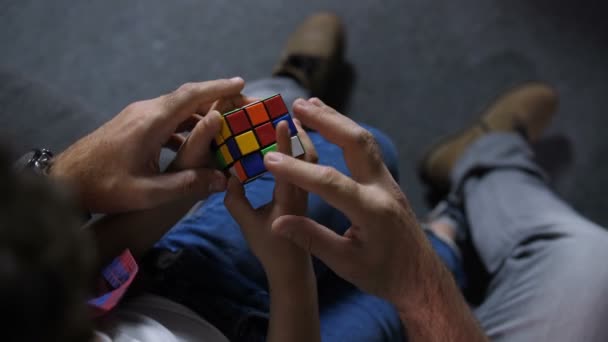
[452,133,608,341]
[418,83,608,340]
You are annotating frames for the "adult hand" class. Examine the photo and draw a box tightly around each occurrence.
[50,78,245,213]
[265,98,433,306]
[267,98,487,342]
[167,93,258,172]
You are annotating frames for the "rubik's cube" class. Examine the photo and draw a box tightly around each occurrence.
[213,94,305,183]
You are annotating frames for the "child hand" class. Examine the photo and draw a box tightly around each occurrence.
[224,119,318,276]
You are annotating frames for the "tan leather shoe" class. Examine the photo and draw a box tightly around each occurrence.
[418,82,559,192]
[272,12,345,96]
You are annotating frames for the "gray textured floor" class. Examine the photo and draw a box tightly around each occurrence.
[1,0,607,225]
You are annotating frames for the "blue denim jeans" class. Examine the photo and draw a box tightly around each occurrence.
[143,77,463,341]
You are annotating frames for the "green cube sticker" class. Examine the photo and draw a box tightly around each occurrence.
[216,149,227,169]
[261,143,277,155]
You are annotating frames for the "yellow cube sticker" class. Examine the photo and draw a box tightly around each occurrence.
[235,131,259,155]
[219,144,233,164]
[220,117,232,140]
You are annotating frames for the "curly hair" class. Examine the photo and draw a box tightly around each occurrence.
[0,149,96,342]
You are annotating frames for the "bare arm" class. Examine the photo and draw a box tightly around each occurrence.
[87,195,197,266]
[266,252,320,342]
[394,241,486,342]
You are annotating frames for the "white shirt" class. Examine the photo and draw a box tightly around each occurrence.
[94,293,229,342]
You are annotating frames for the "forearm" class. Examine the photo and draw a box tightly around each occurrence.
[395,245,487,342]
[86,195,198,267]
[266,253,320,342]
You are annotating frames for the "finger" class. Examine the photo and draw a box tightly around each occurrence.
[293,118,318,164]
[158,77,245,125]
[135,168,227,209]
[292,98,384,182]
[164,133,186,152]
[224,176,257,227]
[243,96,260,106]
[173,110,222,169]
[273,121,297,204]
[265,152,370,224]
[211,94,259,114]
[308,97,324,107]
[174,114,203,133]
[272,215,353,272]
[191,110,222,150]
[276,121,292,160]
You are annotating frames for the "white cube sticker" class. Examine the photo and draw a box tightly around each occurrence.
[290,135,305,157]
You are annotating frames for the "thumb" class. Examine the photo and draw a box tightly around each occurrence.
[186,110,222,158]
[171,110,223,170]
[135,168,227,208]
[272,215,351,270]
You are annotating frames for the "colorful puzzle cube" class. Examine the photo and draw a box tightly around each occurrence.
[213,94,305,183]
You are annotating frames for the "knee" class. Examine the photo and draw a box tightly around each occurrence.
[568,228,608,262]
[545,228,608,278]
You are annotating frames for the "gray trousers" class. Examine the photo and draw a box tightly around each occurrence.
[452,133,608,341]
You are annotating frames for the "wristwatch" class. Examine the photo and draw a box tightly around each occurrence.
[14,148,55,175]
[15,148,92,221]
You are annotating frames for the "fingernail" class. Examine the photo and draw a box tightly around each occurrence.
[229,76,244,83]
[265,152,284,164]
[309,97,323,107]
[294,98,312,109]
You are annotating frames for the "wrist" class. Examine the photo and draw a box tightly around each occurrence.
[265,251,314,286]
[388,237,450,312]
[393,271,449,320]
[267,258,316,309]
[393,264,486,342]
